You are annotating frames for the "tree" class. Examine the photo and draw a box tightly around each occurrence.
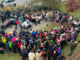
[65,0,80,13]
[41,0,60,10]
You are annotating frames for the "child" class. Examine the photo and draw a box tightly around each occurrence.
[5,41,8,52]
[8,40,12,52]
[58,46,62,55]
[12,42,16,53]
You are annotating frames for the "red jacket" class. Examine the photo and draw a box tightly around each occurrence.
[17,42,22,48]
[35,34,38,37]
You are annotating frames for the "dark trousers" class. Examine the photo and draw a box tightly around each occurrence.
[1,16,5,23]
[69,49,73,56]
[22,57,26,60]
[0,50,3,54]
[61,21,63,25]
[18,48,21,53]
[13,48,16,53]
[9,48,12,52]
[54,54,58,60]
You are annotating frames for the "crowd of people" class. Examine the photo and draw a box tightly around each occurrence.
[0,10,79,60]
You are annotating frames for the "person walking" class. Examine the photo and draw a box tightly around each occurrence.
[68,40,77,56]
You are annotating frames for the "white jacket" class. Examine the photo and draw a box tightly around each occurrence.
[28,52,35,60]
[22,21,29,28]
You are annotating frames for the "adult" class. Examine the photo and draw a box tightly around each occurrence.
[15,19,19,30]
[12,42,17,53]
[35,49,41,60]
[1,10,5,23]
[6,10,10,18]
[41,53,48,60]
[0,39,4,54]
[19,16,24,31]
[28,49,35,60]
[21,47,28,60]
[31,30,36,38]
[17,41,22,53]
[16,10,20,19]
[68,40,77,56]
[58,53,67,60]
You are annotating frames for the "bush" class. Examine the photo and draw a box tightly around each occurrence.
[16,5,25,12]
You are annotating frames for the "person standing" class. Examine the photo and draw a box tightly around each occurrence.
[12,42,17,53]
[41,53,48,60]
[8,40,12,52]
[68,40,77,56]
[6,10,10,18]
[21,47,28,60]
[35,49,41,60]
[17,41,22,53]
[56,14,60,23]
[1,10,5,23]
[28,49,35,60]
[15,20,19,30]
[5,41,8,52]
[35,16,38,26]
[0,39,4,54]
[58,53,67,60]
[19,16,24,31]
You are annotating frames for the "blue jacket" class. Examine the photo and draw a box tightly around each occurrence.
[58,49,62,55]
[31,32,36,37]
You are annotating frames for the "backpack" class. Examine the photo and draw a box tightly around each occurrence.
[15,20,19,24]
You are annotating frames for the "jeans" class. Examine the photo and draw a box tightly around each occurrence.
[35,21,37,25]
[45,18,47,21]
[42,18,45,21]
[50,17,53,21]
[61,21,63,25]
[15,24,17,30]
[6,48,8,52]
[20,26,23,31]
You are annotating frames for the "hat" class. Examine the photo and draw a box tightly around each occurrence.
[37,49,41,52]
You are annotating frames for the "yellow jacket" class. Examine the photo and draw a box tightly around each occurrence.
[2,37,6,43]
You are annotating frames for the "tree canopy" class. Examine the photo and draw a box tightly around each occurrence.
[65,0,80,13]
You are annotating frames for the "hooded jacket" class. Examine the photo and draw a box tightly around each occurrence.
[28,52,35,60]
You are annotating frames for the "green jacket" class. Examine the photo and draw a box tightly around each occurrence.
[20,18,24,23]
[9,42,12,48]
